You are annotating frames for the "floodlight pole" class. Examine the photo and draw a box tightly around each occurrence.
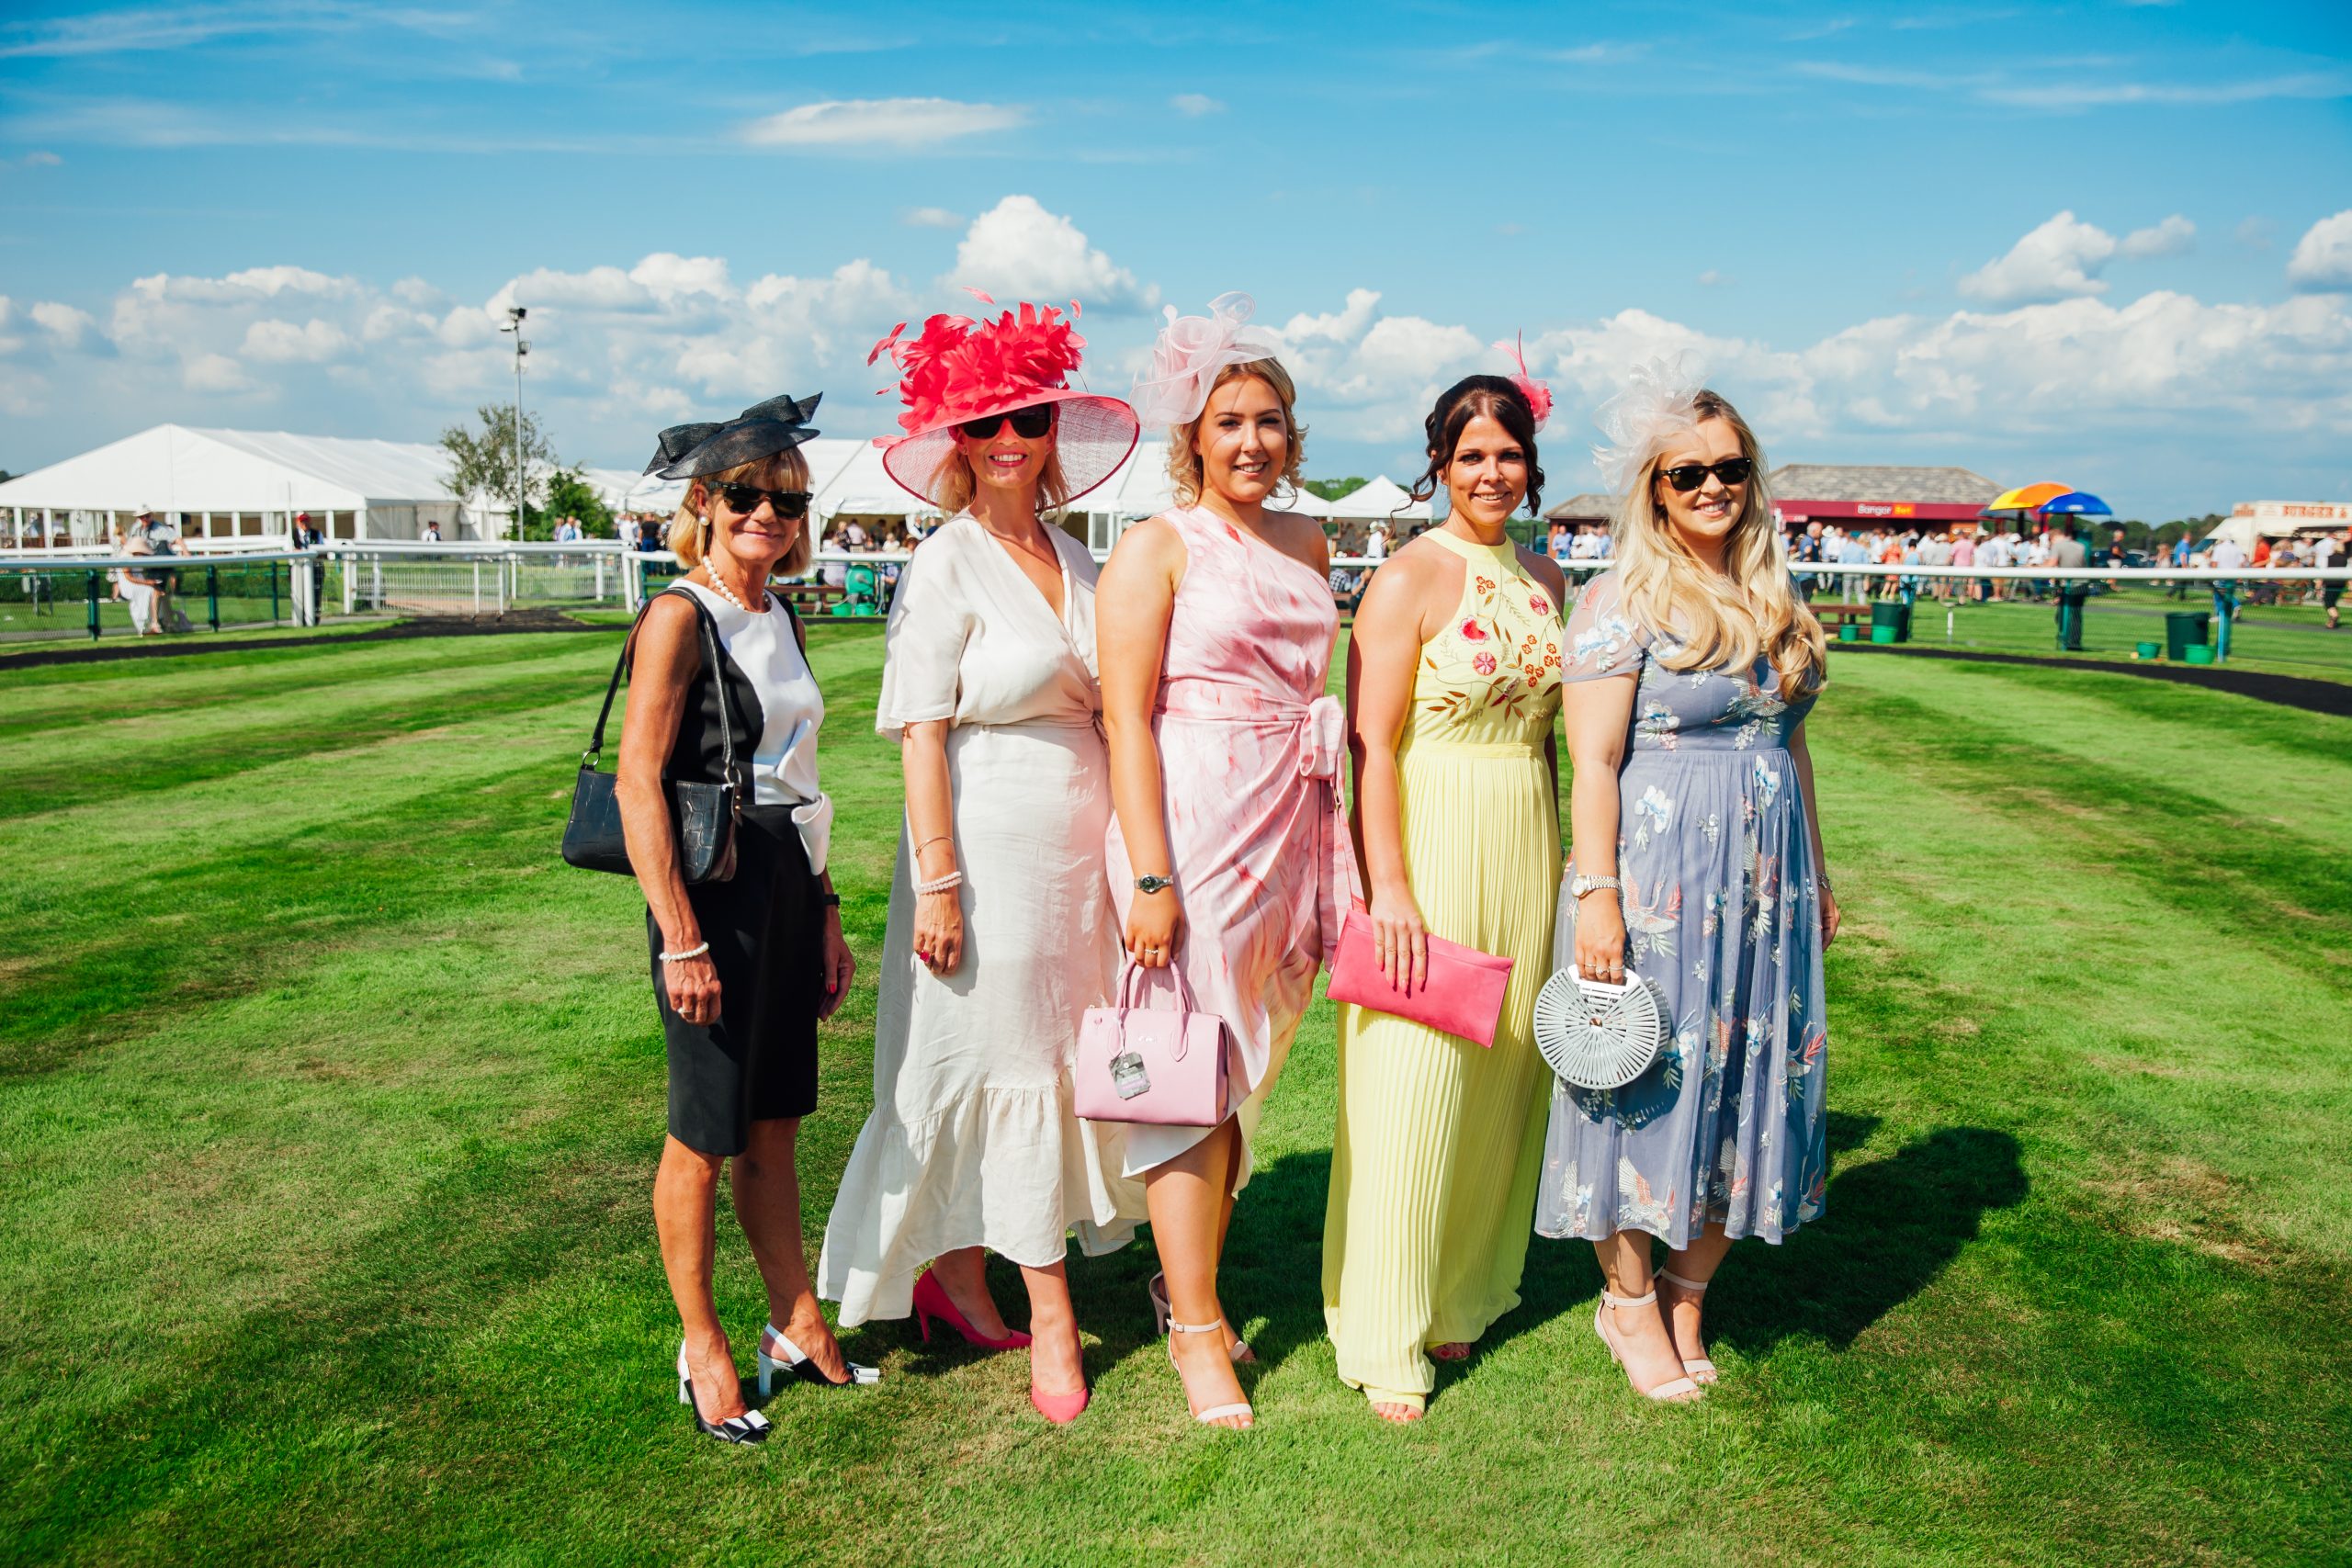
[503,306,530,539]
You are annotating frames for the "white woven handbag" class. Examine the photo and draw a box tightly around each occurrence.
[1533,966,1665,1090]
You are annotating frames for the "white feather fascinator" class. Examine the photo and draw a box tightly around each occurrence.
[1590,355,1709,495]
[1132,292,1285,428]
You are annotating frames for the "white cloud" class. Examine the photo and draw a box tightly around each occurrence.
[737,97,1025,149]
[2119,215,2196,260]
[628,253,733,304]
[950,195,1156,312]
[1170,94,1225,117]
[242,318,352,363]
[183,353,251,393]
[2287,209,2352,292]
[1267,289,1483,439]
[1697,269,1731,288]
[902,206,963,229]
[29,300,94,345]
[22,150,62,167]
[1959,210,2192,305]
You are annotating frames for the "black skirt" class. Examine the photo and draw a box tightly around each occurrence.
[647,804,822,1156]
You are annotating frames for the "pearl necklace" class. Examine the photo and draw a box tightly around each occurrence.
[703,567,768,615]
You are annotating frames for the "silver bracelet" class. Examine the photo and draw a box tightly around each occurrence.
[914,871,964,896]
[660,941,710,963]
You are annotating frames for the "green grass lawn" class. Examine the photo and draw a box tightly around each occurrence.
[3,626,2348,1566]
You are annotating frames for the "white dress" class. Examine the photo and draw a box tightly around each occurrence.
[818,514,1138,1326]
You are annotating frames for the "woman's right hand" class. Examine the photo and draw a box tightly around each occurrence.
[1370,881,1428,991]
[1125,890,1184,969]
[665,951,721,1026]
[1574,892,1628,984]
[913,890,965,976]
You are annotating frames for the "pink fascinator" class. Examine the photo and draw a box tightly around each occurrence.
[1132,292,1285,428]
[1495,333,1553,432]
[868,297,1139,507]
[1590,355,1708,496]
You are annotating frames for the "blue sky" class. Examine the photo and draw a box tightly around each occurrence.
[3,0,2348,518]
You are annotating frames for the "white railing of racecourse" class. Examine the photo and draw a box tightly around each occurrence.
[8,536,2346,646]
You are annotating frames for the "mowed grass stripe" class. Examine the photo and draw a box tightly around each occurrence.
[1838,658,2352,853]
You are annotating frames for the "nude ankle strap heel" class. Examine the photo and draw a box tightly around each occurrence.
[1167,1315,1254,1427]
[1657,1270,1719,1386]
[1593,1289,1702,1404]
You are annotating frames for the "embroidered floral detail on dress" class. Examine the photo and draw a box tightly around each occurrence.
[1458,618,1488,643]
[1631,784,1674,850]
[1472,651,1497,675]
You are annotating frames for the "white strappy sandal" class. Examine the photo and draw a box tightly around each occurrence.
[1657,1269,1718,1386]
[756,1322,881,1394]
[1593,1288,1703,1404]
[1149,1272,1254,1363]
[1167,1315,1254,1427]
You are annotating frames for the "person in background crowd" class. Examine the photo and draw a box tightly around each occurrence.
[289,511,326,628]
[621,393,871,1447]
[2165,533,2190,598]
[1790,520,1822,602]
[1363,520,1392,564]
[110,519,162,635]
[423,519,445,543]
[1548,519,1575,564]
[1951,527,1977,601]
[2210,532,2246,647]
[2049,521,2089,650]
[2315,528,2344,629]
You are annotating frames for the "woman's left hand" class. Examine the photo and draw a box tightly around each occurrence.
[819,913,856,1018]
[1819,881,1840,948]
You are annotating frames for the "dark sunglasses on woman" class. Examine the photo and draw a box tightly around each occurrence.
[716,484,812,519]
[960,405,1056,441]
[1658,457,1753,493]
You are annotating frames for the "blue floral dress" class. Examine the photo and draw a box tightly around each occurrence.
[1533,571,1828,1248]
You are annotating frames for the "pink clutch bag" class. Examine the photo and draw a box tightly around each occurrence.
[1074,963,1236,1127]
[1326,902,1513,1047]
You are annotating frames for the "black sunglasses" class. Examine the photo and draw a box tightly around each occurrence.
[715,484,811,519]
[960,404,1056,441]
[1658,457,1753,493]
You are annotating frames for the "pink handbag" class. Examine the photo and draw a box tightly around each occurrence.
[1325,901,1514,1048]
[1074,963,1235,1127]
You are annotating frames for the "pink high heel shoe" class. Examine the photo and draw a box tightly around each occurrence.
[1029,1381,1090,1425]
[912,1269,1032,1351]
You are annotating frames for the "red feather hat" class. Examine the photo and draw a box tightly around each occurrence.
[868,293,1139,508]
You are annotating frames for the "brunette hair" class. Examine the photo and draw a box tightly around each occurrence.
[1166,359,1307,507]
[668,445,814,574]
[1408,375,1545,517]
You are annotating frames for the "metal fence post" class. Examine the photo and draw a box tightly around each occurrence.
[270,562,280,625]
[472,560,481,617]
[206,564,220,631]
[370,555,382,612]
[85,570,100,641]
[344,550,356,615]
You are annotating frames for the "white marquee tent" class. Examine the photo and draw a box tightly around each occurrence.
[0,423,498,547]
[1325,475,1430,525]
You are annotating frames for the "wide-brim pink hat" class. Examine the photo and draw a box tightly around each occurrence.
[870,296,1139,509]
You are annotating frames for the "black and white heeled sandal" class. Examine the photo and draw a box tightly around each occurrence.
[676,1344,771,1445]
[756,1323,881,1394]
[1658,1269,1718,1386]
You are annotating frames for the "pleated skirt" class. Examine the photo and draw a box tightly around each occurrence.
[1320,739,1560,1409]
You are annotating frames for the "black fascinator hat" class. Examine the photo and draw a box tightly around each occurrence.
[645,392,822,479]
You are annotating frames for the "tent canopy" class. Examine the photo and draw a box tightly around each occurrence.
[1325,475,1430,524]
[0,423,464,516]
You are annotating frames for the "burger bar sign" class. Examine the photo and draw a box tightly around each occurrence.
[2233,500,2352,527]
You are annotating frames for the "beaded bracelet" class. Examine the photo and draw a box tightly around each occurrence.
[914,872,964,897]
[660,941,711,963]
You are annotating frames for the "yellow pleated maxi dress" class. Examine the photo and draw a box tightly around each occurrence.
[1322,529,1565,1413]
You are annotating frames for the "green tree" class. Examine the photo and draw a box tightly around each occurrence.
[440,404,556,538]
[541,467,617,541]
[1300,475,1371,502]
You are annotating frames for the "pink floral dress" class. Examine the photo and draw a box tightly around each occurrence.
[1107,505,1354,1181]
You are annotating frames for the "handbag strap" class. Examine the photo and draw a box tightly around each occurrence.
[1114,955,1197,1021]
[582,586,737,788]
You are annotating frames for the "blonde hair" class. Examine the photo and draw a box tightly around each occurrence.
[1167,360,1306,507]
[667,446,814,574]
[1612,390,1826,701]
[927,442,1071,519]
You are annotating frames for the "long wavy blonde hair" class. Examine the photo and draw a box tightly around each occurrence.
[1612,389,1826,701]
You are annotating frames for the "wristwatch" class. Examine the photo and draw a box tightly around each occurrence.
[1569,874,1622,899]
[1135,874,1175,895]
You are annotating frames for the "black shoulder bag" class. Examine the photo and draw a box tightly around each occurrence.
[560,590,741,885]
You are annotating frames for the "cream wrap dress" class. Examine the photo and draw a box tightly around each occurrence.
[819,515,1138,1326]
